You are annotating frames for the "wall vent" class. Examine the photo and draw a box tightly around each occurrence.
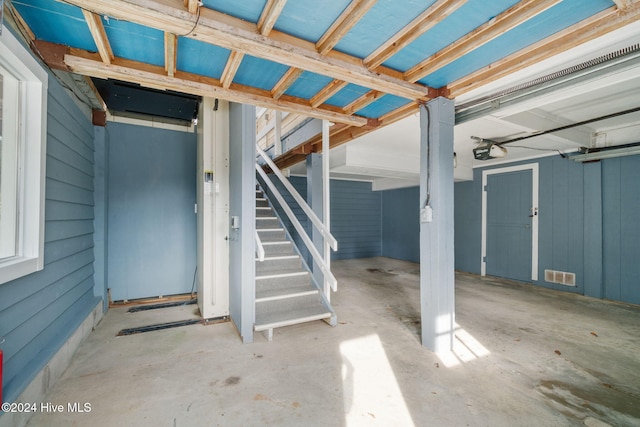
[544,269,576,286]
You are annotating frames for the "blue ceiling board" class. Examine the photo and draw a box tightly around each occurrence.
[203,0,266,23]
[418,0,614,88]
[332,0,437,59]
[355,94,411,118]
[177,39,231,79]
[284,71,334,99]
[383,0,520,72]
[275,0,352,43]
[233,55,290,91]
[12,0,96,52]
[103,18,165,67]
[325,83,370,108]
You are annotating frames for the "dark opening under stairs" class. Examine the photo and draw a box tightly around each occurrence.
[255,186,336,340]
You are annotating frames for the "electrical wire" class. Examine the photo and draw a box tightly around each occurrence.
[423,103,432,208]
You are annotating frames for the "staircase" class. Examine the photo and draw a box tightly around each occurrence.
[255,186,336,340]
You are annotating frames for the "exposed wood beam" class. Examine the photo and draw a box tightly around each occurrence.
[63,0,433,101]
[364,0,467,69]
[271,67,304,99]
[405,0,562,82]
[164,32,177,77]
[449,4,640,97]
[343,90,384,115]
[58,48,369,127]
[81,10,114,65]
[612,0,639,10]
[310,79,349,108]
[316,0,377,55]
[184,0,199,14]
[220,51,245,89]
[4,1,36,43]
[257,0,288,36]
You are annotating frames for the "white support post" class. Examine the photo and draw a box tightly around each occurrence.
[420,97,455,353]
[322,119,331,300]
[274,110,282,156]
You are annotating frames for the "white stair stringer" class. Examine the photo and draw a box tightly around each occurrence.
[254,185,336,340]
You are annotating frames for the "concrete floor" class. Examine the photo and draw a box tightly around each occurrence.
[26,257,640,427]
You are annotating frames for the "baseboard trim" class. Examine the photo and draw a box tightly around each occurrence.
[0,301,103,427]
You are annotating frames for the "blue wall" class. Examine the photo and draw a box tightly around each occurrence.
[454,154,640,306]
[263,176,382,263]
[381,186,420,263]
[106,123,196,301]
[602,156,640,305]
[0,77,100,403]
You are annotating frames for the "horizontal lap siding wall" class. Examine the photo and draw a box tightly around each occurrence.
[0,78,99,403]
[265,176,381,262]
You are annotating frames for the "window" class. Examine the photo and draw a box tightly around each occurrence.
[0,25,48,284]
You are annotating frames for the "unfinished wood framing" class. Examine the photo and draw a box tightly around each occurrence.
[310,80,349,108]
[61,49,369,126]
[271,68,304,99]
[184,0,199,14]
[62,0,433,101]
[405,0,562,82]
[342,90,384,115]
[81,10,114,65]
[164,32,177,77]
[220,51,245,89]
[257,0,288,36]
[449,3,640,96]
[316,0,377,55]
[364,0,467,69]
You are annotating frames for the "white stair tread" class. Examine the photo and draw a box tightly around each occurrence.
[262,241,291,246]
[256,270,308,280]
[255,303,332,331]
[256,285,319,302]
[255,255,299,262]
[257,228,284,232]
[256,216,277,220]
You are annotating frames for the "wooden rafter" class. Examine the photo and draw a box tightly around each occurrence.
[310,80,349,108]
[342,90,384,115]
[271,67,304,99]
[184,0,199,14]
[404,0,562,82]
[257,0,288,36]
[612,0,639,10]
[62,0,433,101]
[449,3,640,97]
[81,10,114,64]
[316,0,377,55]
[220,51,245,89]
[164,32,177,77]
[364,0,467,69]
[52,46,369,127]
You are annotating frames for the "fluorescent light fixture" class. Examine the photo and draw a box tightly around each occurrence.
[571,144,640,162]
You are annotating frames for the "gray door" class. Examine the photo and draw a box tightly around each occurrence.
[486,170,532,282]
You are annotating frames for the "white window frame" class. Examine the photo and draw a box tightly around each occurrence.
[0,24,48,284]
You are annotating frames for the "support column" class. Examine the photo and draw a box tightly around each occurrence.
[420,97,455,353]
[307,153,324,289]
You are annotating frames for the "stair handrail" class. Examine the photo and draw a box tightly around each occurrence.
[256,145,338,251]
[256,165,337,292]
[255,230,265,262]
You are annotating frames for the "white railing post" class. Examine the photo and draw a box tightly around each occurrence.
[322,120,331,299]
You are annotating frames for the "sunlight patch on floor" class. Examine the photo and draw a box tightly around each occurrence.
[437,323,491,368]
[340,334,415,426]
